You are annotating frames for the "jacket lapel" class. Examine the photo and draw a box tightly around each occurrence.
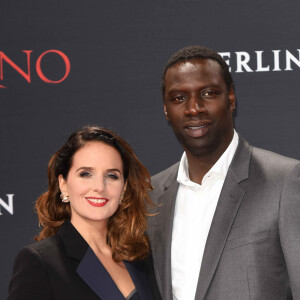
[195,137,252,299]
[150,163,179,300]
[57,220,89,261]
[58,221,156,300]
[58,222,111,299]
[77,247,124,300]
[77,249,155,300]
[125,260,154,300]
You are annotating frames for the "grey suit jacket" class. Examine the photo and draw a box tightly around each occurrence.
[147,137,300,300]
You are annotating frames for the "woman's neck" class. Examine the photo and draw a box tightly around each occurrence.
[70,217,110,253]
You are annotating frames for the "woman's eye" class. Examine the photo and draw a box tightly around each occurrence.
[79,171,92,177]
[106,173,119,180]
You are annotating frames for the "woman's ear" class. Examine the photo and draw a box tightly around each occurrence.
[58,174,67,194]
[123,180,128,195]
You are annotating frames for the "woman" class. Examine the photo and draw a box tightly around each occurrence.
[8,126,161,300]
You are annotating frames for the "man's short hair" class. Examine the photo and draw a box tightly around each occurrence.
[161,46,234,99]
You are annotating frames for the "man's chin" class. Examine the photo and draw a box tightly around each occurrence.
[185,146,211,157]
[181,140,212,157]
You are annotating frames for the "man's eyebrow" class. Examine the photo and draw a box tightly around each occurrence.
[167,88,184,94]
[167,85,220,93]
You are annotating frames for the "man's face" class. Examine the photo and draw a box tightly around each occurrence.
[163,58,235,158]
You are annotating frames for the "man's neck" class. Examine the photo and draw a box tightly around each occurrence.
[185,135,234,185]
[185,154,217,185]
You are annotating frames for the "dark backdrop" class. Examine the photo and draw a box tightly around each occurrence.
[1,1,300,297]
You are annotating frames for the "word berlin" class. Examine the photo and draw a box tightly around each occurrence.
[219,49,300,72]
[0,50,70,88]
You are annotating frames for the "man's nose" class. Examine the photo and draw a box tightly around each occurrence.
[185,96,205,115]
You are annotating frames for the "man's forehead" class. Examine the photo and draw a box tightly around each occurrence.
[170,58,220,72]
[166,58,223,82]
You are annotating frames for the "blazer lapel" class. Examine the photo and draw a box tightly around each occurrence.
[195,137,252,300]
[150,163,179,300]
[77,250,155,300]
[125,260,154,300]
[59,221,124,300]
[77,247,124,300]
[60,222,155,300]
[57,220,89,261]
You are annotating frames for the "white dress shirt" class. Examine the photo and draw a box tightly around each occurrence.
[171,131,239,300]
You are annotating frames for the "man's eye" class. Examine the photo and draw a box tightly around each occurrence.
[79,171,92,177]
[106,173,119,180]
[202,91,217,97]
[172,95,186,102]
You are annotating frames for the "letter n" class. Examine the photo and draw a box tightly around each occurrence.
[0,194,14,215]
[0,51,32,82]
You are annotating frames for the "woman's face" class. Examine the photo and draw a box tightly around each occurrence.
[59,141,125,228]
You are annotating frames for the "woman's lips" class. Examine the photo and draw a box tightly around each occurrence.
[85,197,109,207]
[185,124,209,138]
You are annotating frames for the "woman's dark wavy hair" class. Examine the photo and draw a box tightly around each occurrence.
[35,125,153,262]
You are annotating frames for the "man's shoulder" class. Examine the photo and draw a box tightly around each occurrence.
[235,138,300,183]
[251,145,300,171]
[237,135,299,171]
[252,146,299,163]
[151,162,180,187]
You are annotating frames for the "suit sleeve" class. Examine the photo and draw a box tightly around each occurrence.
[279,163,300,299]
[8,246,53,300]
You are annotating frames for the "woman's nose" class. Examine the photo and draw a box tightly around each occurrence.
[93,177,105,193]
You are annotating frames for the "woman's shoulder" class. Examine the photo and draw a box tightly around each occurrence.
[12,234,67,276]
[12,236,57,272]
[21,221,79,259]
[20,234,62,258]
[8,237,60,300]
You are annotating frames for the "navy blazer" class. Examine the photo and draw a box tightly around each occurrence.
[8,221,161,300]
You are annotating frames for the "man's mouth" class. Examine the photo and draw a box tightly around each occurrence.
[187,125,208,129]
[184,123,210,138]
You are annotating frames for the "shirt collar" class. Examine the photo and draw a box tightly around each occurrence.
[177,130,239,186]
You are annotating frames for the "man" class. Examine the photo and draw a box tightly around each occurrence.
[147,46,300,300]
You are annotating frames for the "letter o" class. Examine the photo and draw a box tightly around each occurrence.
[36,50,71,83]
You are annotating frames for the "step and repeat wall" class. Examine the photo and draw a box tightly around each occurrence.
[1,1,300,297]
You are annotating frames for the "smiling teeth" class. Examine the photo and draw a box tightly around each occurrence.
[86,198,107,203]
[189,125,206,129]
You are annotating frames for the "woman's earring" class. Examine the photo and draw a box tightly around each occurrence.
[119,194,124,204]
[60,192,70,203]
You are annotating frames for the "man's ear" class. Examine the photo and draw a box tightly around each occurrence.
[228,85,236,112]
[163,104,169,121]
